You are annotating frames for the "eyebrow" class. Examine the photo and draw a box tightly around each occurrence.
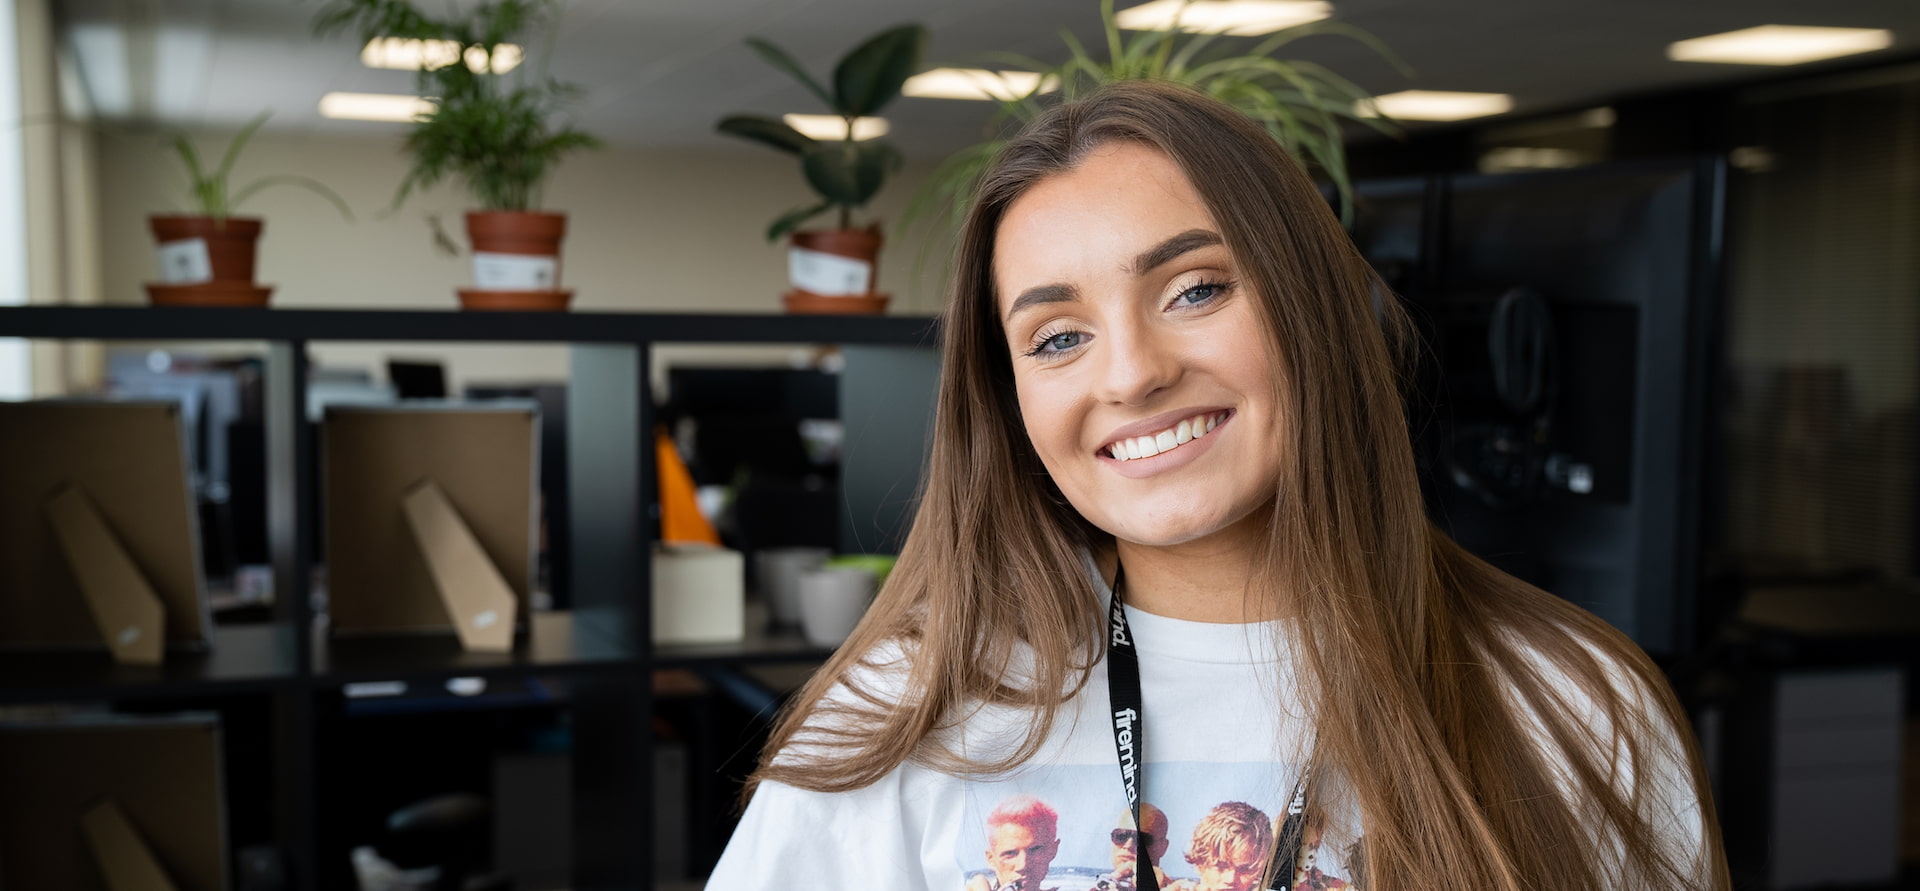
[1002,228,1225,322]
[1004,283,1078,322]
[1130,228,1223,276]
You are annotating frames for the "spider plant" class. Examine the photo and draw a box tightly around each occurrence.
[171,111,352,222]
[904,0,1407,241]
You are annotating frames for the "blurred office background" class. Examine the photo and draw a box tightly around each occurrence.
[3,1,1920,889]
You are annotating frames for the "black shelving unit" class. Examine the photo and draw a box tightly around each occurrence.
[0,306,939,890]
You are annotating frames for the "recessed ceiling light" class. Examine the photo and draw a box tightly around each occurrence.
[1667,25,1892,65]
[1116,0,1332,36]
[903,69,1057,101]
[319,92,436,122]
[361,37,523,73]
[783,114,889,141]
[1359,90,1514,122]
[1480,147,1591,173]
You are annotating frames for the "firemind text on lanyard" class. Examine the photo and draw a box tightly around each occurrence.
[1104,568,1304,891]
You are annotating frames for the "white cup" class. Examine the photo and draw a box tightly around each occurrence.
[796,566,877,647]
[755,547,830,626]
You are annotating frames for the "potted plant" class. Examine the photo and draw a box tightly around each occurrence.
[315,0,599,311]
[717,24,926,315]
[147,112,353,307]
[903,0,1406,248]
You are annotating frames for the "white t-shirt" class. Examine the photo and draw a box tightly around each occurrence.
[707,566,1703,890]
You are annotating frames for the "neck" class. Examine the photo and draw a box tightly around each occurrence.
[1104,511,1288,623]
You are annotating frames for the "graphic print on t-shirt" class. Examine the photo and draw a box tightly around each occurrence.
[956,761,1357,891]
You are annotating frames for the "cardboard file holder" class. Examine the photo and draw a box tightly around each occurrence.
[324,405,538,644]
[44,486,166,665]
[402,480,518,652]
[82,799,181,891]
[0,401,212,653]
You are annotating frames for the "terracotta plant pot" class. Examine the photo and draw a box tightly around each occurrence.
[146,215,274,306]
[784,225,889,315]
[463,210,571,311]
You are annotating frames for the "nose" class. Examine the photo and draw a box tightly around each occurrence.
[1091,316,1182,406]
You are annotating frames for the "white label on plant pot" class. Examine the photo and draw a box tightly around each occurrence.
[472,252,559,290]
[156,239,213,284]
[788,248,872,296]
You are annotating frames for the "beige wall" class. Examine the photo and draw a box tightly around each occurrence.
[93,128,950,389]
[17,0,105,395]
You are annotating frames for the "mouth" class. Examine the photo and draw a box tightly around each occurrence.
[1101,410,1231,461]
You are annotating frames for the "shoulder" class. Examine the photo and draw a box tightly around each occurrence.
[1495,619,1714,882]
[774,638,920,765]
[710,768,956,889]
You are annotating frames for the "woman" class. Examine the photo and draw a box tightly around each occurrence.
[709,80,1728,891]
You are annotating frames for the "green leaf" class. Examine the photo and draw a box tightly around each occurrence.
[214,111,271,189]
[832,24,927,117]
[231,174,356,221]
[172,134,206,191]
[800,139,899,208]
[767,201,832,242]
[715,114,817,155]
[746,37,837,110]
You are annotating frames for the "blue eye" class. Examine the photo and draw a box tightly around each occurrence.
[1175,281,1229,306]
[1025,329,1085,358]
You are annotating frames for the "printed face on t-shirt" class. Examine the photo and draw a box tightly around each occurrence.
[1195,842,1266,891]
[987,821,1059,888]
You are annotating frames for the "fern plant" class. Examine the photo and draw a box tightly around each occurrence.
[314,0,599,211]
[905,0,1406,239]
[171,111,352,222]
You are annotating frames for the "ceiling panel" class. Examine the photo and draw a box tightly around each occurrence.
[49,0,1920,157]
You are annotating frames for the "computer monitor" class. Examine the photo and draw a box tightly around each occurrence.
[1351,161,1713,654]
[388,360,449,401]
[0,401,213,653]
[323,405,539,649]
[0,714,227,890]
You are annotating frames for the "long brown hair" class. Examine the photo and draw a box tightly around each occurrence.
[752,80,1729,891]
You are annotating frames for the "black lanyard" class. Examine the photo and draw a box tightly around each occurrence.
[1105,567,1305,891]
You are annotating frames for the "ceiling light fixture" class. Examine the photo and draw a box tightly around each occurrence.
[319,92,436,122]
[1116,0,1332,36]
[1667,25,1892,66]
[903,69,1056,101]
[1359,90,1513,122]
[361,37,523,73]
[783,114,889,141]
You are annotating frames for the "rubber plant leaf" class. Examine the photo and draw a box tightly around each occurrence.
[746,37,837,111]
[832,24,927,118]
[802,140,899,208]
[716,115,818,156]
[848,140,902,206]
[767,201,833,242]
[801,141,865,206]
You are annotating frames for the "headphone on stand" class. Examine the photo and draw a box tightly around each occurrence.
[1445,287,1558,510]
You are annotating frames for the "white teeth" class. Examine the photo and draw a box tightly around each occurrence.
[1107,412,1226,461]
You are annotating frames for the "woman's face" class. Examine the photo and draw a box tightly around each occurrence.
[994,142,1283,549]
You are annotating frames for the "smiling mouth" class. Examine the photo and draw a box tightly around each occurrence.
[1103,410,1230,461]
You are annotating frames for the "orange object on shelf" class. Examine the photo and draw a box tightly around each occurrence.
[655,428,720,546]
